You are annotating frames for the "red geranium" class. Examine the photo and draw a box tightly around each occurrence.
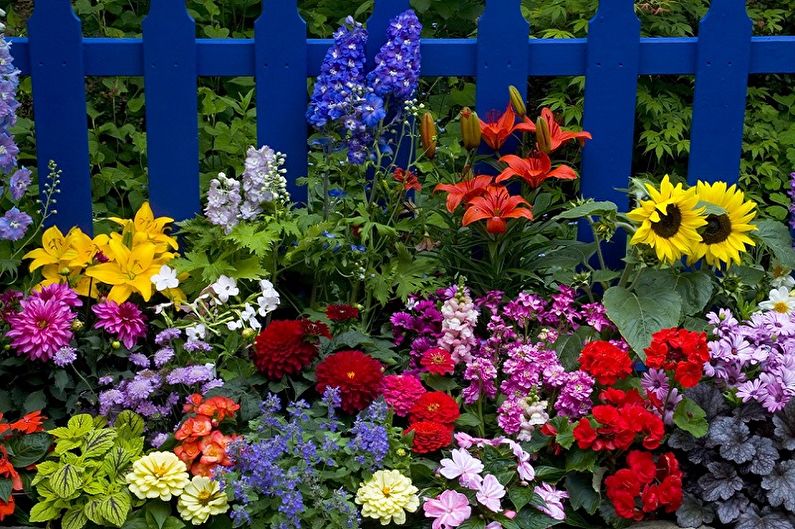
[420,348,455,376]
[409,392,460,425]
[0,497,14,522]
[405,421,453,454]
[573,402,664,452]
[599,388,646,407]
[579,341,633,386]
[644,328,708,388]
[315,350,384,413]
[253,319,331,380]
[605,451,683,521]
[326,304,360,322]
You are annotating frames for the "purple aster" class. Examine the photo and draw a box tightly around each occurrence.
[93,301,147,349]
[641,368,670,401]
[155,327,181,345]
[53,346,77,367]
[736,378,765,403]
[0,207,32,241]
[129,353,150,369]
[153,346,175,368]
[8,167,29,201]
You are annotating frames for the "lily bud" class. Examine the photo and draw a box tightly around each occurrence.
[508,85,526,117]
[420,112,437,159]
[536,115,552,154]
[459,107,482,150]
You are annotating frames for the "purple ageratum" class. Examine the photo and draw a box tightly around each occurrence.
[0,207,31,241]
[366,10,422,101]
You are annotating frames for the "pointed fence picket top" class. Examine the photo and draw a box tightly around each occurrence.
[255,0,308,204]
[142,0,199,223]
[27,0,93,232]
[688,0,752,184]
[475,0,529,117]
[366,0,411,66]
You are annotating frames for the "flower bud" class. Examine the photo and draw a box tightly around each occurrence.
[71,319,84,331]
[242,328,256,339]
[420,112,437,159]
[508,85,526,117]
[459,107,482,150]
[397,448,407,457]
[535,115,552,153]
[59,267,71,276]
[111,340,121,350]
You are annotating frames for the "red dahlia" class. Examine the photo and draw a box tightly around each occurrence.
[404,421,453,453]
[326,304,360,322]
[315,350,384,413]
[644,328,708,388]
[579,341,633,386]
[252,320,330,380]
[409,391,460,425]
[420,348,455,375]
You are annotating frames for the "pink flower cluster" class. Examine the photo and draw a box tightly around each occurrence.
[438,286,479,363]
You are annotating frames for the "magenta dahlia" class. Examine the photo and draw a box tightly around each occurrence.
[32,283,83,308]
[6,297,76,361]
[93,301,147,349]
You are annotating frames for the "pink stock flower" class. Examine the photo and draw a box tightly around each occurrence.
[439,448,484,490]
[93,300,147,349]
[423,490,472,529]
[6,296,75,361]
[534,482,568,520]
[476,474,506,512]
[382,374,426,416]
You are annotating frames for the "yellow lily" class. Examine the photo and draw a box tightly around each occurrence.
[24,226,77,271]
[85,238,163,302]
[109,202,178,253]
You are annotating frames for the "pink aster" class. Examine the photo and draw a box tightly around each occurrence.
[381,374,426,416]
[93,300,147,349]
[423,490,472,529]
[6,297,75,361]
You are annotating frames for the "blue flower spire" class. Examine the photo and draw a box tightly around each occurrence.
[366,10,423,101]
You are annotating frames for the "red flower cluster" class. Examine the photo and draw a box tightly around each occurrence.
[315,350,384,414]
[253,319,331,380]
[174,394,239,476]
[644,328,708,388]
[420,348,455,376]
[393,168,422,191]
[605,451,683,521]
[403,391,459,454]
[579,341,633,386]
[573,390,664,451]
[0,410,46,520]
[326,304,360,322]
[405,421,453,454]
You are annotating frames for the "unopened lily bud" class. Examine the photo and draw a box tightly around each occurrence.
[508,85,526,117]
[459,107,481,150]
[420,112,437,159]
[536,115,552,153]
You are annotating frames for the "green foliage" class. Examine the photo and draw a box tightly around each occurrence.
[29,411,145,528]
[673,397,709,438]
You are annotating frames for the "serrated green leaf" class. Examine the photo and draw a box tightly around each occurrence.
[98,491,131,527]
[50,463,82,498]
[63,507,89,529]
[82,428,117,458]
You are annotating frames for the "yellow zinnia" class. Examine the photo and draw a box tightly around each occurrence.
[627,175,707,264]
[355,470,419,525]
[177,476,229,525]
[127,451,189,501]
[85,238,164,302]
[689,181,757,267]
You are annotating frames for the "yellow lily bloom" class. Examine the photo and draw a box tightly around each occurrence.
[24,226,78,271]
[109,202,178,253]
[85,238,163,302]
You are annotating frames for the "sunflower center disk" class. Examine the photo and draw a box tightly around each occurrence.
[700,214,732,245]
[650,204,682,238]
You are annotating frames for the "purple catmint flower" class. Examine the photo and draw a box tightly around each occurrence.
[0,207,31,240]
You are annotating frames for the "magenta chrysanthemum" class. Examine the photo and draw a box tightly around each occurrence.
[6,297,76,361]
[93,301,147,349]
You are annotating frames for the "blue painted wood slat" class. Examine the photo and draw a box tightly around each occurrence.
[255,0,308,204]
[688,0,752,184]
[27,0,93,232]
[142,0,200,223]
[475,0,529,116]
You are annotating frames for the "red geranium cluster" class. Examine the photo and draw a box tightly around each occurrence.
[326,304,360,322]
[315,350,384,414]
[573,389,664,451]
[253,319,331,380]
[644,327,708,388]
[174,394,239,476]
[0,410,46,520]
[605,451,683,521]
[579,340,633,386]
[420,348,455,376]
[404,391,459,454]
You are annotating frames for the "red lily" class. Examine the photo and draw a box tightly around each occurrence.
[434,175,492,213]
[479,105,517,151]
[513,108,592,153]
[495,152,578,188]
[393,168,422,191]
[462,186,534,234]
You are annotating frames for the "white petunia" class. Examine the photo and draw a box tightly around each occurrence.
[151,265,179,291]
[211,275,239,303]
[759,287,795,315]
[186,324,206,341]
[257,279,280,316]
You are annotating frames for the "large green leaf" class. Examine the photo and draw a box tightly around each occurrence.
[554,200,617,220]
[98,491,132,527]
[63,507,89,529]
[114,411,144,438]
[66,414,94,438]
[673,397,709,438]
[603,285,682,359]
[50,463,82,498]
[755,219,795,268]
[7,431,51,466]
[29,500,62,522]
[634,269,714,316]
[565,473,601,515]
[82,429,117,458]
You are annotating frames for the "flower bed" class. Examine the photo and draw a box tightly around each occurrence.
[0,8,794,529]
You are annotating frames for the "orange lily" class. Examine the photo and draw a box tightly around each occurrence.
[513,108,592,153]
[479,105,517,151]
[462,186,534,234]
[434,175,493,213]
[495,152,578,188]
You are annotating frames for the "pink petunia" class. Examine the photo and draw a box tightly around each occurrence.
[439,448,484,490]
[423,490,472,529]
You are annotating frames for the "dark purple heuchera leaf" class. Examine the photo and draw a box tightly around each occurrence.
[668,429,713,465]
[677,494,715,528]
[762,460,795,512]
[708,416,755,463]
[699,462,745,501]
[774,401,795,451]
[687,383,729,419]
[716,493,750,524]
[748,436,779,476]
[734,401,768,423]
[736,509,795,529]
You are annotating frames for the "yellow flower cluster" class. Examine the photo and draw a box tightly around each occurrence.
[127,451,190,501]
[177,476,230,525]
[24,202,180,303]
[355,470,419,525]
[628,176,757,266]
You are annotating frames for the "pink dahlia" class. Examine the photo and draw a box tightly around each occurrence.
[6,297,75,361]
[93,301,147,349]
[382,374,426,416]
[32,283,82,308]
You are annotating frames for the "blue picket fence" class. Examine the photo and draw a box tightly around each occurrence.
[8,0,795,232]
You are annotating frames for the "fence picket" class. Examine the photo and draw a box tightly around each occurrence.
[142,0,199,223]
[255,0,308,204]
[27,0,93,232]
[475,0,529,116]
[688,0,752,184]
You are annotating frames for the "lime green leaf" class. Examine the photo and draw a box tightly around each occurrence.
[673,397,709,438]
[114,411,144,438]
[98,491,132,527]
[63,507,89,529]
[29,500,62,522]
[101,446,135,479]
[82,429,117,458]
[50,463,82,498]
[67,414,94,438]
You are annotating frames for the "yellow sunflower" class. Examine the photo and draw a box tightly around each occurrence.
[627,175,707,264]
[689,181,757,267]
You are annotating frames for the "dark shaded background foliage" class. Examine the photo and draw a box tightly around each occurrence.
[4,0,795,220]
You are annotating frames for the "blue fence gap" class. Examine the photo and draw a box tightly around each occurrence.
[8,0,795,241]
